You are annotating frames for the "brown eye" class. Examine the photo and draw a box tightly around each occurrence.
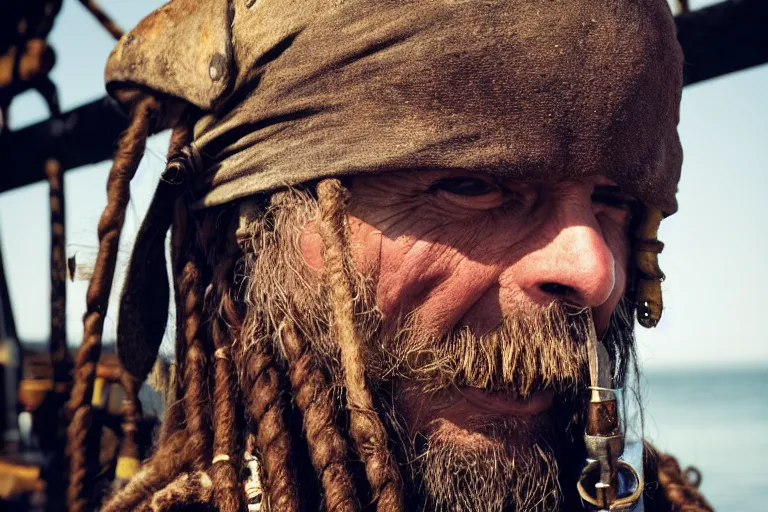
[592,189,638,226]
[430,177,500,197]
[592,194,633,209]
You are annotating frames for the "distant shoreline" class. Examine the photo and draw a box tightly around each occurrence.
[642,363,768,376]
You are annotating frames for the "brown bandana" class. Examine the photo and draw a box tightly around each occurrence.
[105,0,683,215]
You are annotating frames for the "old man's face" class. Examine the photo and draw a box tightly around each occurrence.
[298,169,635,510]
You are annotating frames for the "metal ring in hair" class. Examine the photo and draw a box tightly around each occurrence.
[577,459,644,510]
[212,454,231,465]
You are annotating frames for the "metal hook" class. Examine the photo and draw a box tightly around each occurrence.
[578,459,644,511]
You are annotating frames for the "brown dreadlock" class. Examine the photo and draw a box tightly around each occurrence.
[207,219,245,512]
[644,445,715,512]
[281,319,358,512]
[65,95,160,512]
[234,291,300,512]
[316,179,404,512]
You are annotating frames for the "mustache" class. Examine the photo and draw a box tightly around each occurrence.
[377,302,592,399]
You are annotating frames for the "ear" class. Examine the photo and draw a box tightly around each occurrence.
[300,220,324,270]
[300,216,383,271]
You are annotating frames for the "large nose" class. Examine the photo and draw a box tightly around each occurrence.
[514,206,616,309]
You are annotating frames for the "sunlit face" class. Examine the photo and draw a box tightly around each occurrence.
[301,169,636,508]
[345,171,633,332]
[347,169,632,423]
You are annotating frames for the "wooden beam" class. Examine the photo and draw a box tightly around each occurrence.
[677,0,768,86]
[0,97,127,194]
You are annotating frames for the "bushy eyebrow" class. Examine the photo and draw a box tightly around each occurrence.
[592,185,636,200]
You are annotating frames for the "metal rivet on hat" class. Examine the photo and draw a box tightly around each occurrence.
[209,53,226,82]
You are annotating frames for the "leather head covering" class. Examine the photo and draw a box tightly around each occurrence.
[106,0,683,215]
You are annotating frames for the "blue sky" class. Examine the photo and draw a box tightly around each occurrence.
[1,0,766,368]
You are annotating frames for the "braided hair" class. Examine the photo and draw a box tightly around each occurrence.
[83,169,408,511]
[65,95,160,512]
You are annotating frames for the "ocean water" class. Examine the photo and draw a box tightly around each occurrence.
[641,367,768,511]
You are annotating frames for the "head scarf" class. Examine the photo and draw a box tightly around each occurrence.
[106,0,684,215]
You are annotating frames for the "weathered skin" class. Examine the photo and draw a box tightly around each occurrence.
[302,169,632,445]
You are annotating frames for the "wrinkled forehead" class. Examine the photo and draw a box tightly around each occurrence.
[107,0,683,215]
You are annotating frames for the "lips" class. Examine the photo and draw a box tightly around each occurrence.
[459,387,555,416]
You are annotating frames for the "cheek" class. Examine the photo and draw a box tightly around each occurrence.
[373,234,503,335]
[347,202,530,336]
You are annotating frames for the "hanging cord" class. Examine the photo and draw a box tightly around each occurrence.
[77,1,124,40]
[65,95,159,512]
[46,158,71,394]
[316,179,404,512]
[41,65,70,511]
[281,319,359,512]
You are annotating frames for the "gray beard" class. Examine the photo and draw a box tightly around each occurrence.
[403,414,568,512]
[416,443,560,512]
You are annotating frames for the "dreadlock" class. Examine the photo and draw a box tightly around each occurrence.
[234,306,300,511]
[644,445,714,512]
[281,319,358,512]
[183,256,215,464]
[316,179,404,512]
[65,95,160,512]
[202,210,245,512]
